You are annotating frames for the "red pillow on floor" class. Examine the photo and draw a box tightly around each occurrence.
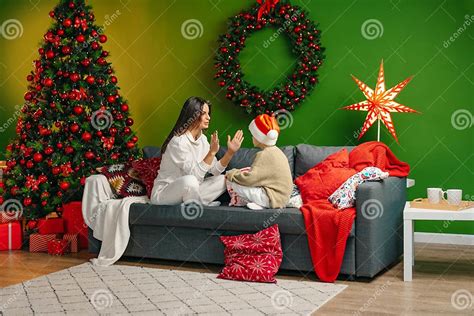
[295,149,356,203]
[218,224,283,283]
[132,157,161,198]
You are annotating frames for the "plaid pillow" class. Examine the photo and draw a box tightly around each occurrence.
[97,163,146,198]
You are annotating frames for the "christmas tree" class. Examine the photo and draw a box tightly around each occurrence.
[0,0,140,219]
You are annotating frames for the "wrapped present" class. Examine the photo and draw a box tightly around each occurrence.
[1,198,23,223]
[45,212,60,219]
[62,202,88,249]
[47,239,70,256]
[29,233,57,252]
[0,222,22,251]
[0,211,22,224]
[63,233,78,253]
[38,218,64,235]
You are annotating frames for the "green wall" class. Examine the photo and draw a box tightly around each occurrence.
[0,0,472,234]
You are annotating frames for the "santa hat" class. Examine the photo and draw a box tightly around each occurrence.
[248,114,280,146]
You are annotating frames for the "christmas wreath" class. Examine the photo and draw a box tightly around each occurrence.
[214,0,325,115]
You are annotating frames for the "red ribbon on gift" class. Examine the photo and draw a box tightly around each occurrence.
[257,0,280,20]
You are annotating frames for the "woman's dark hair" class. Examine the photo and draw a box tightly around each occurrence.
[161,96,211,155]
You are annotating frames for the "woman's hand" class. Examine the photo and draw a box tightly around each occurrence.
[210,130,220,155]
[227,130,244,154]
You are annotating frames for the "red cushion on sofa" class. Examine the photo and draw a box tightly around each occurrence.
[295,149,356,203]
[97,163,146,198]
[218,224,283,283]
[132,157,161,198]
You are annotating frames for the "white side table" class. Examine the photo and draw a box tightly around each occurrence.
[403,202,474,281]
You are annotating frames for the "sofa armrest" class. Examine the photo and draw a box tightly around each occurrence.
[354,176,407,278]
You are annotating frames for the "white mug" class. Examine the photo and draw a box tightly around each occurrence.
[427,188,444,204]
[445,189,462,206]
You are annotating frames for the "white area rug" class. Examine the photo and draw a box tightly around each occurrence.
[0,263,347,315]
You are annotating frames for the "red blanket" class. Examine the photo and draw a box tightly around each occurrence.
[295,142,409,282]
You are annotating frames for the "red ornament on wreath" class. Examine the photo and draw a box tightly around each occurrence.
[214,0,325,115]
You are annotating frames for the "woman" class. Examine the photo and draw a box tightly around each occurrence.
[150,96,243,206]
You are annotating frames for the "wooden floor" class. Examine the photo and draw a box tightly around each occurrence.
[1,243,473,315]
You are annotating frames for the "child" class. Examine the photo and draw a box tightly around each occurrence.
[226,114,293,209]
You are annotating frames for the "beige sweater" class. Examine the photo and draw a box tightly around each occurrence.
[226,146,293,208]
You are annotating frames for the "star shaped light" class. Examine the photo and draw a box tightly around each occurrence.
[342,60,420,143]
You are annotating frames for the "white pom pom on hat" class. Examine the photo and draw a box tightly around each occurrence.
[248,114,280,146]
[267,129,278,140]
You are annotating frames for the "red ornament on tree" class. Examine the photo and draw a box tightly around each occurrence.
[81,58,90,67]
[23,197,32,206]
[59,181,70,191]
[46,50,55,59]
[107,95,116,103]
[70,123,80,133]
[81,131,92,141]
[64,146,74,155]
[85,75,95,84]
[84,151,95,160]
[44,147,54,155]
[70,73,80,82]
[73,106,84,115]
[44,78,53,87]
[62,46,71,54]
[33,153,43,162]
[63,18,72,27]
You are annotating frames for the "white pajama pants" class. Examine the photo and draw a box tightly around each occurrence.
[150,174,226,206]
[230,182,271,208]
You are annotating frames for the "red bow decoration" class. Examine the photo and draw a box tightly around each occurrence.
[101,136,115,150]
[74,17,88,32]
[72,87,88,101]
[257,0,280,20]
[25,175,40,191]
[61,162,73,177]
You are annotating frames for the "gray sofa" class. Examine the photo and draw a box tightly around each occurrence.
[89,144,406,280]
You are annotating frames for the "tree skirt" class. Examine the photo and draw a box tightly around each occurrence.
[0,263,347,315]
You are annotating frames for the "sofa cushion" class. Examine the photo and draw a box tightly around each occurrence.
[143,146,161,159]
[128,203,355,237]
[218,224,283,283]
[295,149,356,203]
[294,144,354,177]
[132,157,162,198]
[97,163,146,197]
[217,146,295,178]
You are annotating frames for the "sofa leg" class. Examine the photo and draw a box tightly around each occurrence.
[342,274,356,281]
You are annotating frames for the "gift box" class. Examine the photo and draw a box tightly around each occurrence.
[62,202,88,249]
[29,233,57,252]
[38,218,64,235]
[0,221,22,251]
[47,239,70,256]
[0,211,22,224]
[63,233,78,253]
